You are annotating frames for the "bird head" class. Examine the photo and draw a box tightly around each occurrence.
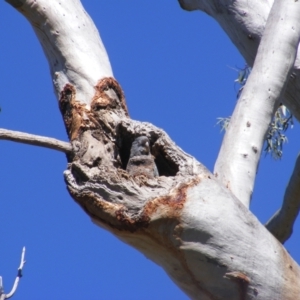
[129,136,151,158]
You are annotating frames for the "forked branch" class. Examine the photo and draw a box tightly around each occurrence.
[0,247,26,300]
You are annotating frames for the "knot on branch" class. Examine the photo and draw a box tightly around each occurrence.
[59,78,206,235]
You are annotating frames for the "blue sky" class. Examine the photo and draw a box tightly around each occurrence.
[0,1,299,299]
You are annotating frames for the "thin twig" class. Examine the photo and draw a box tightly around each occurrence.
[266,154,300,243]
[0,277,4,300]
[0,247,26,299]
[0,128,72,153]
[5,247,26,299]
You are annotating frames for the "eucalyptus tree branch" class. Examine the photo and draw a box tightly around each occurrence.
[213,0,300,207]
[266,154,300,243]
[5,0,113,104]
[0,129,72,153]
[178,0,300,124]
[0,247,26,300]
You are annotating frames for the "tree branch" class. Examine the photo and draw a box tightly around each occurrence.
[0,129,72,153]
[178,0,300,124]
[5,0,113,104]
[213,0,300,207]
[266,154,300,243]
[0,247,26,300]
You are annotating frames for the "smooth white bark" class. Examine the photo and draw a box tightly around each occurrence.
[179,0,300,123]
[213,0,300,207]
[6,0,113,104]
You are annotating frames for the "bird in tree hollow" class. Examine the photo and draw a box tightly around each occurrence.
[126,136,159,178]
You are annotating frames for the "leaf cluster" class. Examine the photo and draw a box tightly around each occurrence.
[217,65,294,159]
[265,105,293,159]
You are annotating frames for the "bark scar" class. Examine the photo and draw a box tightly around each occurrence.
[224,271,250,300]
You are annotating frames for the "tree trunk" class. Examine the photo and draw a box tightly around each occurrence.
[5,0,300,299]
